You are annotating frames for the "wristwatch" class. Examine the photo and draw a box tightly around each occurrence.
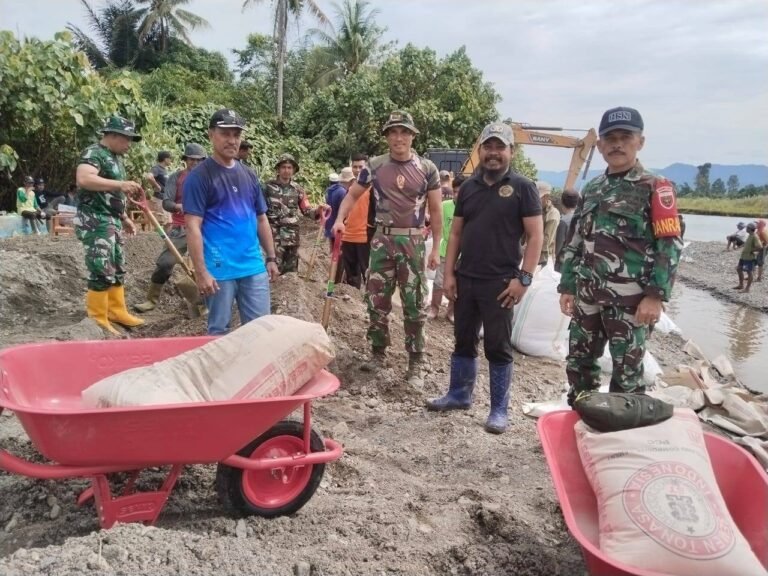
[518,269,533,287]
[266,256,277,264]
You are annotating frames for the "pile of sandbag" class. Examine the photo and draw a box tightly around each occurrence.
[511,264,668,385]
[82,315,335,407]
[649,343,768,471]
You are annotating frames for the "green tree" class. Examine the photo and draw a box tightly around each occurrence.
[309,0,386,85]
[135,0,210,53]
[67,0,152,69]
[0,31,150,208]
[694,162,711,196]
[677,182,694,196]
[242,0,329,122]
[727,174,740,195]
[711,177,726,197]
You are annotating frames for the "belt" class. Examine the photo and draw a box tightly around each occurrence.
[379,226,423,236]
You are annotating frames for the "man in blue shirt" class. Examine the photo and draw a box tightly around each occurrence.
[184,109,279,335]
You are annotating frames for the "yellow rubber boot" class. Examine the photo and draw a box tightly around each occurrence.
[107,285,145,328]
[86,290,120,335]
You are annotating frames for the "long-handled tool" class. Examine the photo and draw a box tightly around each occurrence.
[130,197,204,317]
[321,235,342,330]
[303,207,332,280]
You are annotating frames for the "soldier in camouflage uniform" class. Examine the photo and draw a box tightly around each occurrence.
[264,154,326,274]
[74,115,146,334]
[332,111,443,387]
[558,107,683,403]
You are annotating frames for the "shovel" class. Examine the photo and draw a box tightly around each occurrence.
[321,235,343,330]
[129,197,204,317]
[303,207,332,280]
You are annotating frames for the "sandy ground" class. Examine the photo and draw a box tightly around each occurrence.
[0,230,753,575]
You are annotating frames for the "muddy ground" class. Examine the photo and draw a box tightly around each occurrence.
[0,229,739,575]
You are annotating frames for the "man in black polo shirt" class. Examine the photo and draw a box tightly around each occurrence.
[426,123,543,434]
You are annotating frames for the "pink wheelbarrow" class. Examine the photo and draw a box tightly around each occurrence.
[537,410,768,576]
[0,337,343,529]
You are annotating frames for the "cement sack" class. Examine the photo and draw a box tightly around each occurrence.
[82,315,335,407]
[576,409,765,576]
[510,266,570,360]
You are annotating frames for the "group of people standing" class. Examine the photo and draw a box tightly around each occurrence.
[67,104,682,435]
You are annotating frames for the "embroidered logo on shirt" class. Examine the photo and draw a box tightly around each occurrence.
[396,174,406,190]
[499,185,514,198]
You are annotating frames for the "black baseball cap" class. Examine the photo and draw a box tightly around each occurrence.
[209,108,246,130]
[599,107,644,136]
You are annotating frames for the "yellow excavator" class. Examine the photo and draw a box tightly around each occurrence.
[426,122,598,190]
[461,122,598,190]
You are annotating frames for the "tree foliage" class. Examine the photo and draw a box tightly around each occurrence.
[0,31,149,207]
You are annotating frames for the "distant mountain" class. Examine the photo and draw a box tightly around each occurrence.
[536,163,768,190]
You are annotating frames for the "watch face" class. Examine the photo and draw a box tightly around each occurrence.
[520,275,532,286]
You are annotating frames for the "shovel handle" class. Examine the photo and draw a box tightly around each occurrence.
[321,235,343,330]
[130,197,195,281]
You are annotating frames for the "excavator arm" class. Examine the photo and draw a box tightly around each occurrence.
[461,123,598,190]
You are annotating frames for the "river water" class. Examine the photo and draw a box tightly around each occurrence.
[681,213,764,242]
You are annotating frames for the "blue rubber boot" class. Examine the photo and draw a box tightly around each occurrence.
[485,361,513,434]
[425,355,477,411]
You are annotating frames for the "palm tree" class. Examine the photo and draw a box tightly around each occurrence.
[135,0,210,52]
[309,0,384,84]
[242,0,329,122]
[67,0,143,68]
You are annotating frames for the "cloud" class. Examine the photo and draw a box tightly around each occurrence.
[3,0,766,170]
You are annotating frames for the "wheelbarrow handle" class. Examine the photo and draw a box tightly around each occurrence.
[0,411,133,479]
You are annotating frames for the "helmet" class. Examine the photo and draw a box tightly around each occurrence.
[275,153,299,173]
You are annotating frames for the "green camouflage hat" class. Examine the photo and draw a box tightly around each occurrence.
[275,153,299,173]
[381,110,419,135]
[100,115,141,141]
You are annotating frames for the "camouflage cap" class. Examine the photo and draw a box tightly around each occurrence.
[100,115,141,141]
[382,110,419,135]
[182,143,206,160]
[276,153,299,173]
[479,123,514,146]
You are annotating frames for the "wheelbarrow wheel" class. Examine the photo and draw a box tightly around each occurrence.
[216,420,326,518]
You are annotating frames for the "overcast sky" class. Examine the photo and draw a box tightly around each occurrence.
[2,0,767,171]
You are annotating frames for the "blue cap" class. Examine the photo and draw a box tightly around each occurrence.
[599,107,644,137]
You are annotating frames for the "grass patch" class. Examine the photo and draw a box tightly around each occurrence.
[678,196,768,217]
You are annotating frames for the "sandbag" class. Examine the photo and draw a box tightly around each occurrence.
[576,409,765,576]
[82,315,335,407]
[511,266,570,360]
[598,348,662,386]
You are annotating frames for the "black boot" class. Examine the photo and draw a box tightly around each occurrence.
[426,355,476,411]
[485,361,513,434]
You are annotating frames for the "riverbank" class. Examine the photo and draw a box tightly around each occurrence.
[678,196,768,217]
[678,241,768,313]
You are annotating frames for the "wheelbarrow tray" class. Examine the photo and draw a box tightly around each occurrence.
[537,410,768,576]
[0,337,339,467]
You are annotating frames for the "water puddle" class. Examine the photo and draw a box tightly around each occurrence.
[667,282,768,393]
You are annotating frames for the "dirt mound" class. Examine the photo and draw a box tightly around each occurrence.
[0,228,586,575]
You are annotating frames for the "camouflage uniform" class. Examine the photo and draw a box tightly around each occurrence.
[558,161,683,399]
[75,143,129,290]
[265,178,314,274]
[362,151,439,354]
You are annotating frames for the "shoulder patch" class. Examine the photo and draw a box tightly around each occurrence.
[651,178,681,238]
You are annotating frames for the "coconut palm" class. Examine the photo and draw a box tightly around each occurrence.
[309,0,384,84]
[135,0,210,52]
[242,0,329,121]
[67,0,143,68]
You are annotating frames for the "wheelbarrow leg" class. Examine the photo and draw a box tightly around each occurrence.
[85,465,184,529]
